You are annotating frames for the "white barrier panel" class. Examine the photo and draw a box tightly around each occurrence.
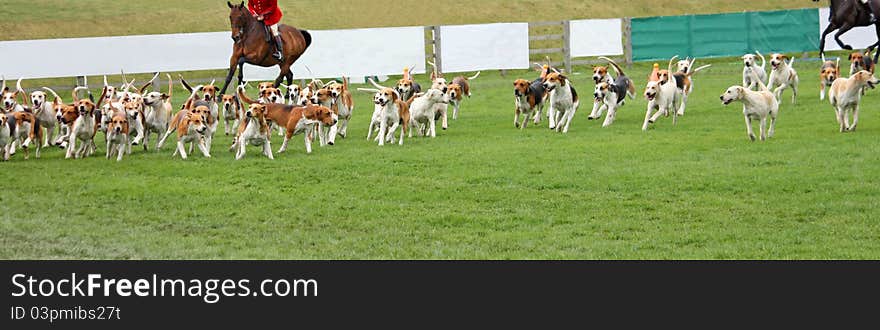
[439,23,529,73]
[570,19,624,57]
[0,26,426,82]
[819,8,878,52]
[0,32,230,79]
[244,26,426,81]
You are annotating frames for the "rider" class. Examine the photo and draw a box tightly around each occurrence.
[248,0,284,61]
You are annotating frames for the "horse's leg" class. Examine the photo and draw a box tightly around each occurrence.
[820,22,839,57]
[873,24,880,63]
[237,60,245,87]
[835,22,855,50]
[220,55,242,95]
[275,63,291,87]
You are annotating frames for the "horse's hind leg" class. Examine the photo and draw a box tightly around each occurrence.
[835,23,855,50]
[820,23,838,57]
[275,63,292,87]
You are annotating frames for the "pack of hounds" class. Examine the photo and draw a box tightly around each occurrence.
[0,60,480,161]
[517,49,878,142]
[1,49,877,161]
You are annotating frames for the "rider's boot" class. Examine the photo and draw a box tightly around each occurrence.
[273,35,284,61]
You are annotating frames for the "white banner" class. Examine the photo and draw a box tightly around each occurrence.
[439,23,530,73]
[244,26,427,81]
[570,19,624,57]
[819,8,878,52]
[0,26,427,81]
[0,32,230,79]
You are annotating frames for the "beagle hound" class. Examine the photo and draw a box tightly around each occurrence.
[767,53,799,104]
[820,55,841,100]
[513,78,545,129]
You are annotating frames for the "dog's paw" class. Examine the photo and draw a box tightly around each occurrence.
[749,134,757,141]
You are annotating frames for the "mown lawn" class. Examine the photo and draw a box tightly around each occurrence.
[1,54,878,259]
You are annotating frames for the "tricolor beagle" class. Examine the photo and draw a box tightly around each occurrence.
[239,86,336,154]
[232,102,274,160]
[447,71,479,120]
[105,113,130,161]
[513,78,545,130]
[820,55,841,100]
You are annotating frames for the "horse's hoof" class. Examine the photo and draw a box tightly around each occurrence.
[843,45,853,50]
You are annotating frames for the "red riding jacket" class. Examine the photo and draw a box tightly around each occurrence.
[248,0,282,26]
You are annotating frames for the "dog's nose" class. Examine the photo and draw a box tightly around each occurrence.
[719,96,724,100]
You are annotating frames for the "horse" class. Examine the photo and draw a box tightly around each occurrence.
[220,1,312,95]
[817,0,880,63]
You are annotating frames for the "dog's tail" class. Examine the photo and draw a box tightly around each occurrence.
[788,56,795,67]
[179,74,194,93]
[166,74,173,99]
[183,85,204,110]
[301,30,313,50]
[666,55,679,74]
[42,87,62,103]
[467,71,481,80]
[687,64,712,77]
[756,50,766,69]
[236,85,256,105]
[599,56,625,77]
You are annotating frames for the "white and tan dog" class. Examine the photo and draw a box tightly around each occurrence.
[29,87,58,147]
[828,70,879,133]
[220,94,241,136]
[170,90,212,160]
[41,87,70,148]
[142,74,174,150]
[66,87,100,159]
[105,113,130,161]
[181,76,220,151]
[720,71,779,142]
[407,88,448,138]
[742,51,767,90]
[767,53,799,104]
[544,71,580,132]
[642,65,682,130]
[6,111,41,160]
[326,78,354,144]
[427,61,450,131]
[2,78,28,114]
[280,83,301,106]
[0,114,10,161]
[232,102,274,160]
[359,83,410,146]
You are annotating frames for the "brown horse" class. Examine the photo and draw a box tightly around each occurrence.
[817,0,880,63]
[220,1,312,95]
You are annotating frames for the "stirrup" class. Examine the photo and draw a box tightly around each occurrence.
[273,50,284,61]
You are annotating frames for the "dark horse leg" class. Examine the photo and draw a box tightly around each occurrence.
[220,56,247,95]
[274,62,291,88]
[820,22,839,57]
[835,22,856,51]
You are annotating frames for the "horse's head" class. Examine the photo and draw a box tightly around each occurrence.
[227,1,249,43]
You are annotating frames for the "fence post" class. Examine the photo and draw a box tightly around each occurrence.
[563,20,572,74]
[431,25,443,74]
[76,76,86,87]
[624,17,633,67]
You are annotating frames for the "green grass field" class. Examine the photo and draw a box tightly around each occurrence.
[1,54,878,259]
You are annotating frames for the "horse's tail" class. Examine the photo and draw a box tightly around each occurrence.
[301,30,313,49]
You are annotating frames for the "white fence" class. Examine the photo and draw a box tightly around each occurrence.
[0,21,628,81]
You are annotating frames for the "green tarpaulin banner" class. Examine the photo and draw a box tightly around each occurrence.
[632,8,820,61]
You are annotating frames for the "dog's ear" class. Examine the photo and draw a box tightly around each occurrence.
[161,93,169,100]
[559,75,568,86]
